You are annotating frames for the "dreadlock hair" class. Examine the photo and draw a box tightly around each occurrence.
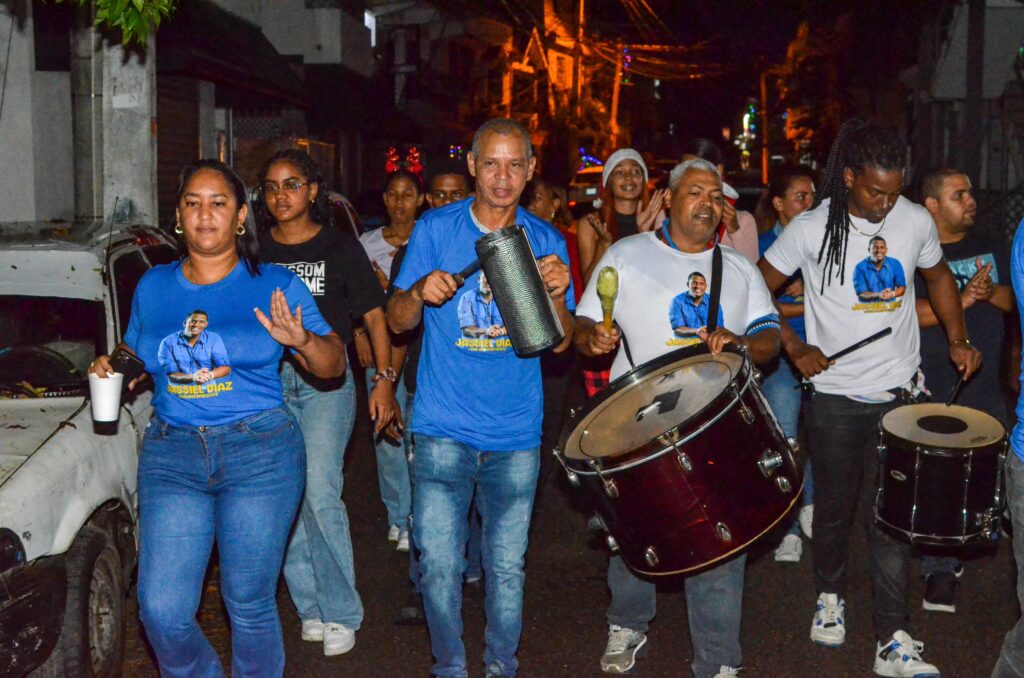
[815,119,906,290]
[254,149,335,237]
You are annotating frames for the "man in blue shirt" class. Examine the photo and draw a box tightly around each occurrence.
[388,118,573,678]
[853,236,907,301]
[457,274,506,338]
[157,310,231,384]
[670,271,724,335]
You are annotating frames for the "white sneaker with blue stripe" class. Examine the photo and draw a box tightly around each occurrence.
[873,630,940,677]
[809,593,845,647]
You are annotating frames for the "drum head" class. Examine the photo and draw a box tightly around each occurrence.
[882,403,1005,449]
[561,348,745,460]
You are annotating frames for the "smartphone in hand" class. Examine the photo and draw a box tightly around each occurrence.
[108,347,146,383]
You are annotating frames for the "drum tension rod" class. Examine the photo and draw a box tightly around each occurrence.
[587,458,619,499]
[730,384,756,425]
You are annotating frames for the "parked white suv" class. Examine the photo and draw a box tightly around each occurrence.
[0,221,178,677]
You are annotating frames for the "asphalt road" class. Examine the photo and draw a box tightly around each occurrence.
[122,388,1019,677]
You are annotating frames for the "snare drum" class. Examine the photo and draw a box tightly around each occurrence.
[875,403,1007,545]
[555,344,803,575]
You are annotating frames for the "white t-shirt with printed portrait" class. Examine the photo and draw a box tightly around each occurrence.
[576,231,779,381]
[764,195,942,396]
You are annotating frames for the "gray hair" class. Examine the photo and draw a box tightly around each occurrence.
[471,118,532,161]
[668,158,721,192]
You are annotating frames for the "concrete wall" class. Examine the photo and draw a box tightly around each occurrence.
[0,4,74,223]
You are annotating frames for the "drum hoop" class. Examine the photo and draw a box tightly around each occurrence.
[563,366,756,475]
[556,344,748,460]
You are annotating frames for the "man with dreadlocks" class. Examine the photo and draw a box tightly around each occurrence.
[758,120,981,678]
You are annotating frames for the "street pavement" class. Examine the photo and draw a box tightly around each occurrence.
[122,390,1019,677]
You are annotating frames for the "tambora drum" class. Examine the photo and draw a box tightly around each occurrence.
[555,344,803,576]
[875,402,1006,545]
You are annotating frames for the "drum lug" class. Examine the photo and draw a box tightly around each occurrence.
[602,477,619,499]
[775,476,793,493]
[606,534,620,552]
[786,437,800,454]
[758,448,784,478]
[716,523,733,542]
[565,469,581,487]
[658,428,682,446]
[677,451,694,473]
[644,546,660,568]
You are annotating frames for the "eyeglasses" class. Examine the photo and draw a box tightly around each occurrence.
[263,179,308,194]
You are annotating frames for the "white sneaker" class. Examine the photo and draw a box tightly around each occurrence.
[713,667,742,677]
[396,528,410,552]
[301,619,324,641]
[809,593,845,647]
[774,534,803,562]
[873,630,940,677]
[600,625,647,674]
[799,504,813,539]
[323,622,356,656]
[387,524,400,542]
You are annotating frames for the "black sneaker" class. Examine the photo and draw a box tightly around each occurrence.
[922,571,957,613]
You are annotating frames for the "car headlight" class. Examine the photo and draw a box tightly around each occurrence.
[0,528,26,573]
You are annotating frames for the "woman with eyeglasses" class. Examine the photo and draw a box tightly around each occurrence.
[256,149,396,656]
[90,158,345,676]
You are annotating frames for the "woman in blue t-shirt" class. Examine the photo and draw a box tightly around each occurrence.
[90,159,344,677]
[756,164,817,564]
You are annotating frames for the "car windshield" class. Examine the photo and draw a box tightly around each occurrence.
[0,296,104,397]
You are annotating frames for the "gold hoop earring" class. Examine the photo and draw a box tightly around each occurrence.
[174,223,183,234]
[236,224,246,236]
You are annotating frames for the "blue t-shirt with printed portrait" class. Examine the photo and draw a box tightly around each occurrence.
[125,261,333,427]
[393,199,574,451]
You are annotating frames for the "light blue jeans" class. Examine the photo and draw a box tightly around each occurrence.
[406,396,484,591]
[759,355,813,536]
[606,553,746,678]
[366,371,411,529]
[993,452,1024,677]
[281,360,363,628]
[413,434,540,678]
[137,406,304,678]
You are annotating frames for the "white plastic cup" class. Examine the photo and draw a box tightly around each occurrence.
[89,372,124,422]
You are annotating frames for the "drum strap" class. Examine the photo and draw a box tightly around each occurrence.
[706,245,723,333]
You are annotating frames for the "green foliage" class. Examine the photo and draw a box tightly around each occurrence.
[49,0,177,46]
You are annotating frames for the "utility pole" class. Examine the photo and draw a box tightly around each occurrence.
[571,0,585,117]
[610,45,622,148]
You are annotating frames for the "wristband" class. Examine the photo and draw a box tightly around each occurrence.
[352,328,367,338]
[950,338,972,347]
[371,367,398,384]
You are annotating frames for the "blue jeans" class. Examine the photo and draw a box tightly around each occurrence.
[137,406,304,678]
[606,554,745,678]
[759,356,814,536]
[413,435,540,678]
[366,371,411,529]
[804,392,913,641]
[280,361,362,628]
[994,452,1024,677]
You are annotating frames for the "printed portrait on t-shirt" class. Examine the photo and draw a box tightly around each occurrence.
[455,274,509,351]
[668,272,725,343]
[852,236,907,304]
[157,310,232,385]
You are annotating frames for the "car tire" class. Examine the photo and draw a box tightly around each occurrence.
[49,525,126,677]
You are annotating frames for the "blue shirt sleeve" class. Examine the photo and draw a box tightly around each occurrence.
[394,216,436,292]
[209,333,230,367]
[669,296,685,329]
[853,259,870,295]
[283,274,333,337]
[156,336,173,373]
[892,260,907,288]
[457,292,475,328]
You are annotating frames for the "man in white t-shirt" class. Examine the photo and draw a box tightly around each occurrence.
[759,120,981,678]
[575,158,781,678]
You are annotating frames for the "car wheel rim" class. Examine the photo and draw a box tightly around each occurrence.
[88,550,119,670]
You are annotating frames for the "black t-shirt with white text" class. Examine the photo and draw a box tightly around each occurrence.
[260,225,385,343]
[916,234,1011,421]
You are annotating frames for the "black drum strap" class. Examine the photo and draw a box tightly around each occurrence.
[706,245,723,333]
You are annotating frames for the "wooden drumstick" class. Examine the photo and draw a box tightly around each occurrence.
[596,266,618,332]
